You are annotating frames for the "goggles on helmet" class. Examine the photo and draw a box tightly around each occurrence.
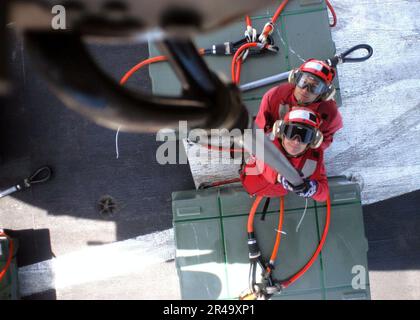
[296,72,327,95]
[282,123,316,144]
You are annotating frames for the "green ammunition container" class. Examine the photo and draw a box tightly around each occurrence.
[172,176,370,300]
[149,0,342,115]
[0,235,19,300]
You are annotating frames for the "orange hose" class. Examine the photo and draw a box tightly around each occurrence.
[268,196,285,270]
[120,48,206,85]
[231,42,260,84]
[236,0,289,84]
[120,55,167,85]
[120,1,293,86]
[235,60,242,84]
[245,16,252,27]
[271,0,290,24]
[246,192,331,289]
[281,193,331,288]
[326,0,337,27]
[247,196,263,233]
[0,232,14,283]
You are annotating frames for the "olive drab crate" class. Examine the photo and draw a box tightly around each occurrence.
[172,176,370,300]
[149,0,342,116]
[0,236,19,300]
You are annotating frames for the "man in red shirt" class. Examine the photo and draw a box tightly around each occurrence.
[241,108,328,202]
[255,59,343,151]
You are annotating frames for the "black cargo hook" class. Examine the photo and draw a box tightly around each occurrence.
[24,32,249,134]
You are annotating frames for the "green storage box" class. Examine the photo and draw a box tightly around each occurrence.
[0,235,19,300]
[149,0,342,116]
[172,176,370,300]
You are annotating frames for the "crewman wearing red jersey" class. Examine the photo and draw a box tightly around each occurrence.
[241,108,328,202]
[255,59,343,151]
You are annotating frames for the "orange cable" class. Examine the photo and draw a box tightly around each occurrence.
[235,59,242,84]
[120,49,206,85]
[0,232,14,283]
[231,42,260,84]
[236,0,290,84]
[326,0,337,27]
[281,193,331,288]
[120,2,292,86]
[120,55,167,85]
[271,0,290,24]
[245,15,252,27]
[247,196,263,233]
[267,196,285,271]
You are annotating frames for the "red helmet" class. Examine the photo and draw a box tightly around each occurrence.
[283,108,321,129]
[298,59,335,85]
[277,108,323,147]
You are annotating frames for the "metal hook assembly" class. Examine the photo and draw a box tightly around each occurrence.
[0,166,52,199]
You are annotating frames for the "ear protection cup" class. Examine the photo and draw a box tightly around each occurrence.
[288,69,299,84]
[272,119,285,139]
[310,130,324,149]
[319,86,336,101]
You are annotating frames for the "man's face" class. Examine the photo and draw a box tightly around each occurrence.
[282,135,309,156]
[293,73,325,104]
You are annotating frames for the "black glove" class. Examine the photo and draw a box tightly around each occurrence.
[279,176,318,198]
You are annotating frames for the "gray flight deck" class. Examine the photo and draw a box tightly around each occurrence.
[0,0,419,300]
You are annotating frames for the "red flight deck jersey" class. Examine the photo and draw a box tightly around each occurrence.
[240,138,329,202]
[255,83,343,151]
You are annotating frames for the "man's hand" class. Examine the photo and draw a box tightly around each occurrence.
[279,175,318,198]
